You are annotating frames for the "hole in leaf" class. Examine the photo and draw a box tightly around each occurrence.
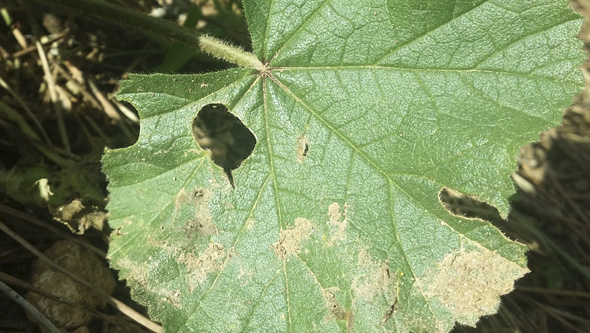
[192,103,256,187]
[439,188,502,222]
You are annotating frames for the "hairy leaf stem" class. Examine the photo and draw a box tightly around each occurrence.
[29,0,263,70]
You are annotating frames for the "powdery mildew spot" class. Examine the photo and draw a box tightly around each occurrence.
[161,289,182,308]
[424,247,529,327]
[119,256,183,309]
[272,217,313,260]
[175,187,217,237]
[174,188,188,211]
[296,136,309,162]
[177,242,225,291]
[246,218,254,230]
[183,148,201,157]
[117,258,149,288]
[327,202,348,246]
[352,249,395,302]
[321,287,350,323]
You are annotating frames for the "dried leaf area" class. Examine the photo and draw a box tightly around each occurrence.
[425,248,528,327]
[177,242,226,290]
[296,135,309,162]
[327,202,347,246]
[272,217,314,260]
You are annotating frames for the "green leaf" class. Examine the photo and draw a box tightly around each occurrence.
[102,1,584,331]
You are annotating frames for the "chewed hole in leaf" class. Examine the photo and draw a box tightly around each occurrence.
[439,188,502,222]
[192,103,256,186]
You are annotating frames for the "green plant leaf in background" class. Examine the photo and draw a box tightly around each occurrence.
[102,0,585,331]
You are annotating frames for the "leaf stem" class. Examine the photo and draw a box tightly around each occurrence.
[29,0,263,70]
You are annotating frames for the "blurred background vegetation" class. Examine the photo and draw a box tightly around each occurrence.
[0,0,588,332]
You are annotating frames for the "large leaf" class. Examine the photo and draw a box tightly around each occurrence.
[102,0,584,331]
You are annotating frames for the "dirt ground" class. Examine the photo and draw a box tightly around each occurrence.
[0,0,589,332]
